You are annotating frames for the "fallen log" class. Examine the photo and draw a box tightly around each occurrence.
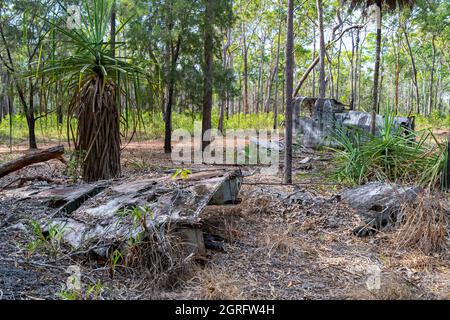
[1,175,57,190]
[0,145,65,178]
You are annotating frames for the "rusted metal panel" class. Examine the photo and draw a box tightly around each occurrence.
[293,97,415,148]
[0,169,243,256]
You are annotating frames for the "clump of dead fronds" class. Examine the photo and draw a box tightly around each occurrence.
[393,190,448,254]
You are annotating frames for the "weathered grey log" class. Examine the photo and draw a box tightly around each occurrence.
[0,145,65,178]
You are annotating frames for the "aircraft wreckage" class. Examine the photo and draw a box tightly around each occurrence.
[0,169,243,258]
[293,97,415,148]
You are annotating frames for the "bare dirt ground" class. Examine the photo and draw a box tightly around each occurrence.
[0,139,448,300]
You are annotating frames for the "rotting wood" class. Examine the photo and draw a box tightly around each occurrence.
[0,145,65,178]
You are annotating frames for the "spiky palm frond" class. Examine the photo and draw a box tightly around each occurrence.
[40,0,143,85]
[38,0,145,181]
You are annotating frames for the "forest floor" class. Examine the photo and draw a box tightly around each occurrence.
[0,139,448,300]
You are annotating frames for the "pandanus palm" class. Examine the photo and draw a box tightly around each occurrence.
[40,0,144,181]
[344,0,414,135]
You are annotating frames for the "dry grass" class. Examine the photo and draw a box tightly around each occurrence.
[112,224,195,290]
[393,190,448,254]
[262,223,300,258]
[185,268,247,300]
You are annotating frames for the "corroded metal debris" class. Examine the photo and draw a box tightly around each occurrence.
[0,169,243,256]
[341,182,420,237]
[293,97,415,148]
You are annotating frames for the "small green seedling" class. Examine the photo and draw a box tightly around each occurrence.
[172,168,192,180]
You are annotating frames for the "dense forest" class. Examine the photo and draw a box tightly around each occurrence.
[0,0,448,302]
[0,0,449,146]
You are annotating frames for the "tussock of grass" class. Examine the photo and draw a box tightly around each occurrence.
[393,191,448,254]
[331,112,448,189]
[185,268,246,300]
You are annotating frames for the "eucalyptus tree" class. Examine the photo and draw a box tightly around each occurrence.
[344,0,414,134]
[0,0,54,149]
[284,0,294,184]
[316,0,326,98]
[201,0,233,151]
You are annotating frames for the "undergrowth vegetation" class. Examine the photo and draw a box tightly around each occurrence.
[0,111,284,144]
[331,112,449,189]
[414,111,450,130]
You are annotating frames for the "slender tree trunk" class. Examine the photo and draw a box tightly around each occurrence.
[202,0,214,151]
[164,43,173,154]
[394,40,400,114]
[283,0,294,184]
[316,0,326,98]
[350,27,355,109]
[264,63,276,113]
[353,27,360,110]
[27,77,37,149]
[242,24,249,115]
[273,15,282,129]
[110,0,116,55]
[256,35,265,113]
[447,130,450,190]
[404,28,420,115]
[164,80,174,154]
[370,0,382,135]
[428,34,436,115]
[312,25,316,97]
[336,37,342,99]
[219,28,231,133]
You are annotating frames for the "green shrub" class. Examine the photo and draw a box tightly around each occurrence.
[331,111,448,189]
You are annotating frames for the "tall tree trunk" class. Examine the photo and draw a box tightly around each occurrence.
[316,0,326,98]
[428,34,436,116]
[256,35,265,113]
[27,77,37,149]
[264,63,276,113]
[242,24,249,115]
[350,26,355,109]
[336,37,342,99]
[283,0,294,184]
[164,43,173,154]
[312,25,316,97]
[394,40,400,114]
[353,27,360,110]
[446,130,450,190]
[110,0,116,56]
[164,80,174,154]
[273,15,282,129]
[404,28,420,115]
[370,0,382,135]
[202,0,214,151]
[219,28,231,133]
